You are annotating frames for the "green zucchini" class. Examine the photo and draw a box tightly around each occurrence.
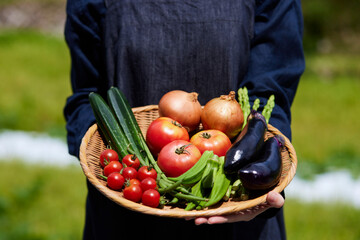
[106,87,163,175]
[89,92,129,158]
[107,88,149,166]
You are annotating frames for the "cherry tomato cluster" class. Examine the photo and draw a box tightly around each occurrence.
[99,149,160,208]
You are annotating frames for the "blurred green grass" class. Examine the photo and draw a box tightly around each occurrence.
[291,53,360,178]
[0,30,71,137]
[285,200,360,240]
[0,161,86,240]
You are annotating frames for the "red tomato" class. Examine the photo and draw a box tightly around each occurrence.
[104,161,123,177]
[122,154,140,169]
[107,172,125,190]
[122,167,138,180]
[137,166,157,181]
[123,184,142,203]
[140,177,157,191]
[157,140,201,177]
[141,189,160,208]
[190,129,232,157]
[99,149,119,168]
[129,178,141,186]
[146,117,189,156]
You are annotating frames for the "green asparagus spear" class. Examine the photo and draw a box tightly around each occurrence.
[237,87,251,129]
[262,95,275,124]
[252,98,260,111]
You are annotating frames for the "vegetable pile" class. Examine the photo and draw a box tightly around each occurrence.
[89,86,283,210]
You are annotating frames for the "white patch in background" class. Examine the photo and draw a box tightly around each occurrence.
[0,130,78,166]
[0,130,359,208]
[286,170,360,208]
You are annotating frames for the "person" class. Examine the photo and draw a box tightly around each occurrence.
[64,0,305,239]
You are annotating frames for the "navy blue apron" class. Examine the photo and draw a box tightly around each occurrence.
[84,0,286,239]
[103,0,254,106]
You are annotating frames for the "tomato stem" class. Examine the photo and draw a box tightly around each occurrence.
[201,132,212,139]
[126,144,136,155]
[98,174,108,181]
[171,120,184,128]
[103,157,110,166]
[175,144,191,155]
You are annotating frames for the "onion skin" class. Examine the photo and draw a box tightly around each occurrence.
[201,91,244,139]
[158,90,202,132]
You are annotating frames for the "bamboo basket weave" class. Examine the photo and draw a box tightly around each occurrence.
[79,105,297,218]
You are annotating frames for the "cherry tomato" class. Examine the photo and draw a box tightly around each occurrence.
[157,140,201,177]
[190,129,232,157]
[99,149,119,168]
[107,172,125,190]
[137,166,157,181]
[129,178,141,186]
[123,184,142,203]
[141,189,160,208]
[140,177,157,191]
[122,154,140,169]
[122,166,138,180]
[104,161,123,177]
[146,117,189,156]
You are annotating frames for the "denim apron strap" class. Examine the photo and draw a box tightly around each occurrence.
[103,0,255,107]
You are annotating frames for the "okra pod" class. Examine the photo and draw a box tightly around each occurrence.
[203,157,231,208]
[158,179,184,194]
[201,156,219,189]
[170,190,208,202]
[184,181,203,211]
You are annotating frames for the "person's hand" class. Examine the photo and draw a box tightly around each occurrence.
[192,191,284,225]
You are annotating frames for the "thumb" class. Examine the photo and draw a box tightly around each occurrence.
[266,191,284,208]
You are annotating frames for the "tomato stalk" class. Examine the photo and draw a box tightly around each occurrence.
[171,120,184,128]
[174,144,192,155]
[200,132,212,139]
[103,157,110,166]
[98,174,108,181]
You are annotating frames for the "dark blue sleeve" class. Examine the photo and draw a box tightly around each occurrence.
[242,0,305,141]
[244,0,304,220]
[63,0,106,157]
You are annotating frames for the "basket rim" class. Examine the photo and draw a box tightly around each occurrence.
[79,107,297,218]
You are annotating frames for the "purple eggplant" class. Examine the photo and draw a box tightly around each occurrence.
[237,135,284,190]
[224,110,268,175]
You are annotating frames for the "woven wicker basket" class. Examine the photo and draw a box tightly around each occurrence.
[79,105,297,218]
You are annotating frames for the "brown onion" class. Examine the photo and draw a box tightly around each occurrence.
[158,90,202,132]
[201,91,244,139]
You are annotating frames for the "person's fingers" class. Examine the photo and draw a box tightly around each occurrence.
[266,191,284,208]
[194,217,209,225]
[194,204,270,225]
[193,191,285,225]
[206,216,228,224]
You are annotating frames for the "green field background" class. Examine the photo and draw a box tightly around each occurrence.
[1,0,360,238]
